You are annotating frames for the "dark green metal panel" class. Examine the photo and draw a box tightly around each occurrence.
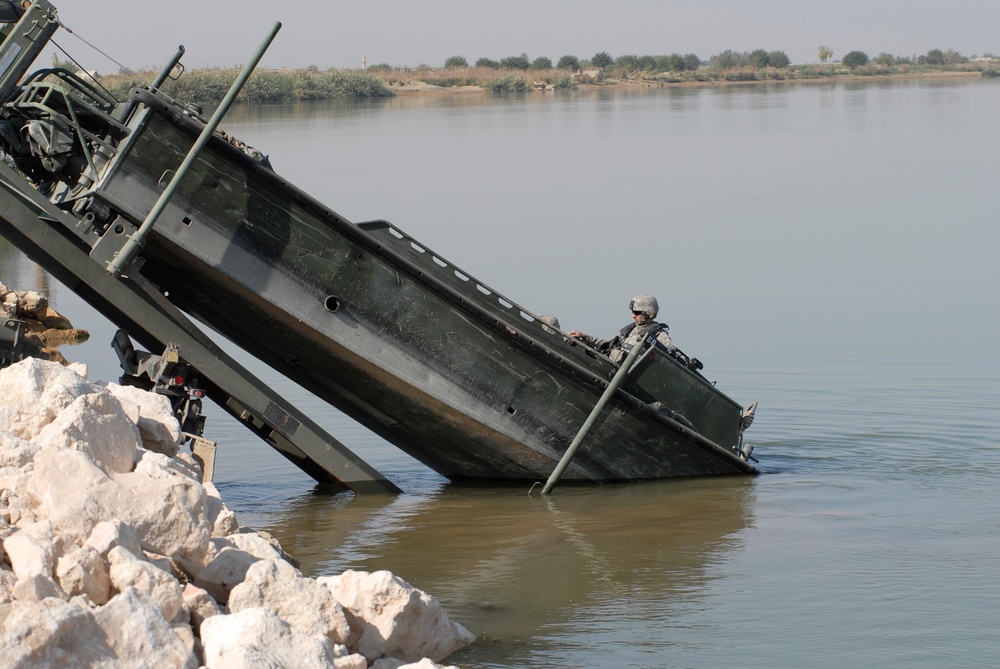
[0,164,400,493]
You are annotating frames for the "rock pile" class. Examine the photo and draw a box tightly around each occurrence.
[0,282,89,365]
[0,358,474,668]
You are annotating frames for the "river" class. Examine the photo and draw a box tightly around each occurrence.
[2,76,998,668]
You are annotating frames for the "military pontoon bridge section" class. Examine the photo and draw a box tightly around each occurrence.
[0,163,400,494]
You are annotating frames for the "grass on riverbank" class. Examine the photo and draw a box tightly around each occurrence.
[96,61,996,105]
[100,68,396,104]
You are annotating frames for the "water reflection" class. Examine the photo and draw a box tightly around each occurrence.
[0,238,51,295]
[254,476,756,666]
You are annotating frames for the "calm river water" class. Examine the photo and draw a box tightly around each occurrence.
[2,77,998,668]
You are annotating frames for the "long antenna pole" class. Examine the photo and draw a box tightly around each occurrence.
[106,22,282,277]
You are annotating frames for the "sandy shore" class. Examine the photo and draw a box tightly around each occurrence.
[385,69,983,96]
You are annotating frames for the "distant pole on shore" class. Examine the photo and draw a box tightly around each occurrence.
[362,51,367,69]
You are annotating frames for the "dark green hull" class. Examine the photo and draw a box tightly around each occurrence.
[87,97,755,481]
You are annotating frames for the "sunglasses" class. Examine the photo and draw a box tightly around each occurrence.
[632,310,644,316]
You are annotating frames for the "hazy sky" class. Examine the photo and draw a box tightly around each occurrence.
[50,0,1000,72]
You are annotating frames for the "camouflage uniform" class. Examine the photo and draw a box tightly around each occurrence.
[579,321,675,364]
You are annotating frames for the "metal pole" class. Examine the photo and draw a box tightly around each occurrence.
[541,337,649,495]
[106,22,282,277]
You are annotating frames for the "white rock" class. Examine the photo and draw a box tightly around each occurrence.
[172,622,197,660]
[0,358,95,440]
[55,544,111,605]
[142,549,179,578]
[93,587,197,669]
[0,566,17,603]
[23,449,121,546]
[107,545,183,622]
[110,465,211,573]
[85,519,144,559]
[200,607,337,669]
[193,547,258,606]
[321,570,475,663]
[181,582,221,633]
[3,520,55,579]
[24,449,211,571]
[133,450,200,482]
[11,572,66,602]
[173,452,206,481]
[204,482,239,537]
[100,382,182,456]
[65,362,89,380]
[226,530,283,561]
[228,558,351,644]
[15,290,47,320]
[33,391,141,475]
[371,659,461,669]
[0,432,39,468]
[0,598,114,668]
[334,653,371,669]
[0,487,35,528]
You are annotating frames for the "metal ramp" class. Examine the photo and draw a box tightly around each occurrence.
[0,163,400,494]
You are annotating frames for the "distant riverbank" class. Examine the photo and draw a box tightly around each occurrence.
[386,67,986,96]
[97,63,996,105]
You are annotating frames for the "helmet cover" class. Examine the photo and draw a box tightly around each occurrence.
[628,294,659,318]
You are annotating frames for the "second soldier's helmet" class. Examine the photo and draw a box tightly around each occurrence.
[629,294,659,319]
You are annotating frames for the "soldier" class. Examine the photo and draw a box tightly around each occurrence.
[537,314,561,334]
[568,294,675,364]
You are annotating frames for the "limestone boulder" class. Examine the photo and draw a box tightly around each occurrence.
[13,290,47,321]
[320,569,475,663]
[22,448,121,546]
[334,653,371,669]
[371,659,461,669]
[3,520,55,579]
[11,572,66,602]
[84,519,144,560]
[133,450,201,483]
[181,583,221,633]
[32,391,141,475]
[23,448,211,570]
[100,382,182,456]
[228,558,351,644]
[226,529,284,561]
[110,465,211,573]
[55,543,111,605]
[0,487,35,528]
[200,607,337,669]
[204,482,239,537]
[0,598,115,668]
[0,432,39,468]
[93,587,198,669]
[0,566,17,603]
[0,358,95,440]
[193,547,259,606]
[107,545,184,622]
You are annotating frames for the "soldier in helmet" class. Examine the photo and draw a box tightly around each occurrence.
[568,294,676,364]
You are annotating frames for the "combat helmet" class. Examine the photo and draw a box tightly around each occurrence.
[629,294,659,319]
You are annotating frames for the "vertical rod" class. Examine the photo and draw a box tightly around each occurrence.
[150,45,187,90]
[541,337,649,495]
[117,45,187,124]
[106,22,281,277]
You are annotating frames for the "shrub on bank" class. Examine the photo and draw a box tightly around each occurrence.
[101,68,394,104]
[485,74,530,93]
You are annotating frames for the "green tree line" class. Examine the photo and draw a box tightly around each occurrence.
[443,50,706,73]
[441,46,987,73]
[90,46,994,105]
